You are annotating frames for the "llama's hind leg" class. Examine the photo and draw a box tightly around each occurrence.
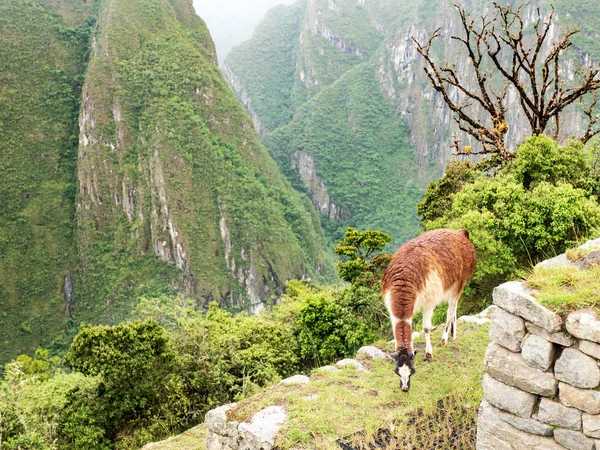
[450,296,460,341]
[422,306,434,361]
[440,299,456,347]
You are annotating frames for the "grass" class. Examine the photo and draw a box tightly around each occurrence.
[225,323,489,450]
[142,424,207,450]
[565,245,600,262]
[527,264,600,315]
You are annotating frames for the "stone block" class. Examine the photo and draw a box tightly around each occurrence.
[482,373,537,419]
[335,359,367,371]
[580,340,600,360]
[537,398,582,431]
[477,305,498,319]
[496,409,554,436]
[489,307,526,352]
[476,400,565,450]
[568,310,600,344]
[584,414,600,439]
[526,322,575,347]
[555,348,600,389]
[560,382,600,415]
[356,346,389,360]
[484,342,557,396]
[206,403,237,434]
[279,375,310,385]
[493,281,563,333]
[521,333,556,371]
[554,429,594,450]
[238,406,287,450]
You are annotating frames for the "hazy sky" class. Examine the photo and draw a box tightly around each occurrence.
[193,0,296,64]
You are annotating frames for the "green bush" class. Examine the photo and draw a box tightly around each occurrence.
[295,292,375,366]
[421,136,600,312]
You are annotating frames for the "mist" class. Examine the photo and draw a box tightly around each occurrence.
[193,0,296,64]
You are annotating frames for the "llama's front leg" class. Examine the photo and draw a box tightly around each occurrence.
[422,306,433,361]
[441,300,456,347]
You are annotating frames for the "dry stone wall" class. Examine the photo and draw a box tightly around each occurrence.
[477,238,600,450]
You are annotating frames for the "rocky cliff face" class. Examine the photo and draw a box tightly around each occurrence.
[224,0,598,245]
[0,0,334,363]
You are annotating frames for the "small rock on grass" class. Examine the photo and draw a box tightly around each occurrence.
[356,346,389,360]
[280,375,310,385]
[335,359,368,372]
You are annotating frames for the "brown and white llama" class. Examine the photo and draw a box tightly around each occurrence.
[381,228,476,391]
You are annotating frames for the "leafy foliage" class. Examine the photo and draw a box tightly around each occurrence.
[421,136,600,312]
[334,227,392,285]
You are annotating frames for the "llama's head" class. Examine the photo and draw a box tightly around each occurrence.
[391,349,416,392]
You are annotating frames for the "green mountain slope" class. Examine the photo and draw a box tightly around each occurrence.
[0,0,334,364]
[0,0,95,362]
[224,0,600,249]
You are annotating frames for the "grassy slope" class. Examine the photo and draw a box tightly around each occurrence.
[148,323,489,450]
[75,0,335,322]
[0,0,334,364]
[263,63,424,248]
[0,0,94,362]
[226,0,429,249]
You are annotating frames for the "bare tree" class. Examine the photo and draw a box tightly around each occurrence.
[413,2,600,163]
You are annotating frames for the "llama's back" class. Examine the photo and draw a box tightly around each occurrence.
[382,229,476,317]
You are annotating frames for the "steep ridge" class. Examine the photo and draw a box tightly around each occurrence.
[0,0,95,362]
[224,0,599,247]
[0,0,334,364]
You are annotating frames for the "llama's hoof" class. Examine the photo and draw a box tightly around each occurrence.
[424,352,433,362]
[439,339,447,347]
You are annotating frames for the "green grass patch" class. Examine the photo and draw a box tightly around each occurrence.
[227,323,489,449]
[137,425,207,450]
[527,264,600,315]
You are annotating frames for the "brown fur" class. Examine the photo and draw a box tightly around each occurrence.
[382,228,476,351]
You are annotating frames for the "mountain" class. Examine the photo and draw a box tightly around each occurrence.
[0,0,334,364]
[224,0,600,248]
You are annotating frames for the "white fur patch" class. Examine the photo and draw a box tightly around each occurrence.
[398,364,411,387]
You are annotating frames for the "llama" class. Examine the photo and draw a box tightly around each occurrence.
[381,228,476,391]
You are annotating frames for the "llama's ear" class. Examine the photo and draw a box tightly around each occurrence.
[413,350,418,356]
[390,351,400,360]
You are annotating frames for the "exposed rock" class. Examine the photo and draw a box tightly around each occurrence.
[526,322,575,347]
[555,348,600,389]
[567,311,600,344]
[484,342,557,396]
[482,373,537,419]
[584,414,600,439]
[206,403,237,435]
[476,400,564,450]
[537,398,582,431]
[574,250,600,269]
[493,281,564,333]
[335,359,368,372]
[238,406,287,450]
[458,315,491,325]
[316,365,338,373]
[496,410,554,437]
[535,253,575,269]
[477,305,498,319]
[560,383,600,415]
[206,403,240,450]
[280,375,310,385]
[521,333,556,371]
[290,150,346,222]
[356,346,389,360]
[554,429,594,450]
[489,307,526,352]
[580,340,600,360]
[580,238,600,250]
